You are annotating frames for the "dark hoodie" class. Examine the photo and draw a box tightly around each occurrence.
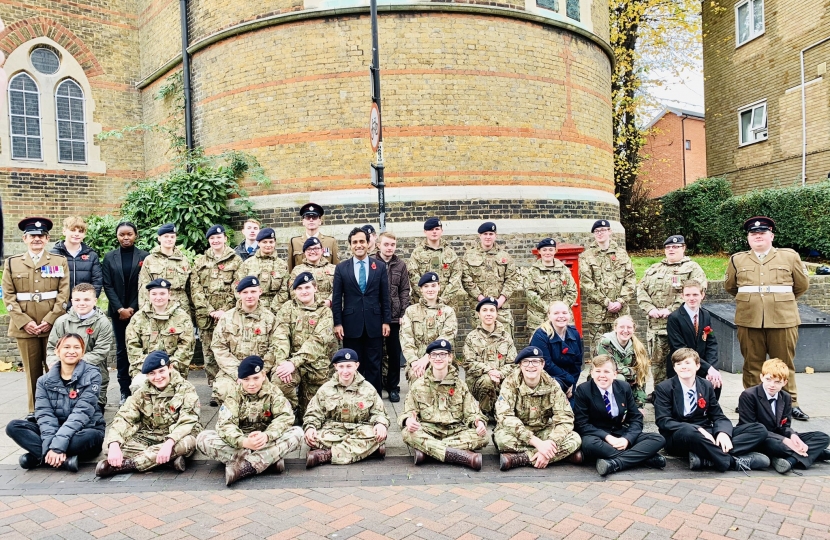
[50,241,103,297]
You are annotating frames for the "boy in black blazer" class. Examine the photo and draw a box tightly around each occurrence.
[738,359,830,474]
[654,348,769,472]
[574,355,666,476]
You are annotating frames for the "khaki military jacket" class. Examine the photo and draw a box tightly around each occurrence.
[636,257,707,333]
[461,243,521,301]
[461,322,517,380]
[138,246,191,311]
[725,248,809,329]
[578,240,636,324]
[46,307,114,367]
[495,369,574,444]
[125,302,195,377]
[287,233,340,271]
[235,251,290,310]
[191,247,243,329]
[400,299,458,365]
[525,258,578,327]
[216,379,295,448]
[407,240,463,304]
[288,258,336,302]
[401,369,486,430]
[274,299,336,380]
[303,372,390,431]
[105,370,202,446]
[2,251,70,338]
[211,301,279,377]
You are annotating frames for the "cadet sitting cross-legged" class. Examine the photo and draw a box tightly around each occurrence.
[303,348,390,468]
[96,351,202,477]
[197,355,303,486]
[401,340,488,471]
[401,272,458,382]
[494,346,583,471]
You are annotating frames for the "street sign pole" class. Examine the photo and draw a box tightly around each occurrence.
[369,0,386,232]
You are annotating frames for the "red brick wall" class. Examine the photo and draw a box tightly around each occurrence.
[641,113,707,198]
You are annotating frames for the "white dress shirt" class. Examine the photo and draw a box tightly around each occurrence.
[601,387,619,418]
[680,380,698,416]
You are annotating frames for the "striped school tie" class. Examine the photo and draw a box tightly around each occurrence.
[603,390,613,417]
[687,389,697,415]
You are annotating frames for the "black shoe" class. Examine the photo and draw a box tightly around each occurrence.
[730,452,770,473]
[735,406,740,414]
[25,413,37,423]
[820,448,830,462]
[772,457,795,474]
[19,453,40,470]
[389,391,400,403]
[596,458,622,476]
[646,393,655,404]
[209,398,219,407]
[645,455,666,469]
[60,455,79,473]
[792,407,809,421]
[689,452,702,471]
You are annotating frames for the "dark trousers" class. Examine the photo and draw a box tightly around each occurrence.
[382,323,402,393]
[662,422,768,471]
[344,329,384,394]
[581,432,666,470]
[762,431,830,469]
[5,420,104,460]
[112,317,131,395]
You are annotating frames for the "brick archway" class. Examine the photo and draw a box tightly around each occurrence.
[0,17,103,77]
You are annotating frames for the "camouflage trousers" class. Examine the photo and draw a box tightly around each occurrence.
[402,423,488,462]
[196,426,302,473]
[310,423,383,465]
[493,425,582,463]
[647,332,670,387]
[468,373,505,417]
[582,322,614,358]
[199,328,219,389]
[271,363,328,417]
[116,433,198,472]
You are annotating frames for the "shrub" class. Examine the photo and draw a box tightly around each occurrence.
[83,214,121,257]
[661,177,732,254]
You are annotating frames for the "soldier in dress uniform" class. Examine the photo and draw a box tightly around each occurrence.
[236,228,290,311]
[524,238,577,331]
[287,203,340,271]
[725,217,810,420]
[2,217,70,415]
[407,217,463,307]
[137,223,192,312]
[288,237,336,305]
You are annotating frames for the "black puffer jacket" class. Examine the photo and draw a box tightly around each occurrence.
[50,241,103,297]
[35,361,105,456]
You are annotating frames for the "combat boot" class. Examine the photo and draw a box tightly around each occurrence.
[266,459,286,474]
[95,458,138,478]
[370,444,386,459]
[225,459,257,486]
[565,450,584,464]
[170,456,187,473]
[499,452,529,471]
[413,449,427,465]
[444,448,482,471]
[306,449,332,468]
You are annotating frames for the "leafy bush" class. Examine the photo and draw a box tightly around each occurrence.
[661,177,732,254]
[83,214,121,256]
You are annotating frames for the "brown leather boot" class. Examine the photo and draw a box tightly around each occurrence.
[413,449,426,465]
[566,450,584,465]
[444,448,482,471]
[306,449,332,469]
[170,456,187,472]
[371,444,386,460]
[95,458,137,478]
[499,452,529,471]
[266,459,285,474]
[225,459,257,486]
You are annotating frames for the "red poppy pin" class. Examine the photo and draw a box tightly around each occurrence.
[271,271,277,277]
[81,254,89,261]
[86,328,94,335]
[562,348,569,354]
[170,405,176,413]
[68,390,78,399]
[448,388,455,396]
[781,418,787,426]
[371,262,377,270]
[138,261,143,267]
[610,255,617,261]
[358,402,365,409]
[501,258,507,264]
[498,353,503,359]
[169,327,176,334]
[702,326,712,342]
[254,328,262,335]
[264,410,272,417]
[218,264,225,270]
[437,310,442,316]
[309,319,317,326]
[562,280,568,286]
[442,263,449,270]
[697,397,707,409]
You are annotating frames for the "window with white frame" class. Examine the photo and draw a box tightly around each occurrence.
[8,73,42,161]
[739,101,767,146]
[735,0,764,46]
[55,79,86,163]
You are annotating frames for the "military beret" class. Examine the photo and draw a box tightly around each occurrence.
[205,224,226,239]
[591,219,610,232]
[478,222,497,234]
[256,228,276,241]
[18,217,52,235]
[514,345,545,364]
[744,216,775,233]
[664,235,685,246]
[157,223,176,236]
[141,350,170,374]
[418,272,440,287]
[292,271,315,289]
[332,348,359,364]
[236,275,260,292]
[424,217,442,230]
[303,237,322,252]
[426,339,452,354]
[476,296,499,312]
[238,355,264,379]
[300,203,324,217]
[361,224,376,236]
[145,278,171,290]
[537,238,557,250]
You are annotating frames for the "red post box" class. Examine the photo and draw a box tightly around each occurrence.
[531,243,586,336]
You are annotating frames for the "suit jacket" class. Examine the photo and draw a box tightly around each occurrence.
[724,247,809,329]
[665,304,717,378]
[654,376,732,437]
[102,247,150,318]
[737,384,794,441]
[332,256,391,338]
[573,379,643,446]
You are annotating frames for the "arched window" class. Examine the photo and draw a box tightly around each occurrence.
[8,72,42,161]
[55,79,86,163]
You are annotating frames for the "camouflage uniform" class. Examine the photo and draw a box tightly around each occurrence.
[138,246,192,312]
[407,240,463,306]
[271,299,336,413]
[125,302,195,379]
[196,379,303,472]
[104,370,202,471]
[595,332,647,407]
[303,372,390,464]
[211,301,279,402]
[461,242,521,337]
[578,240,636,352]
[400,299,458,382]
[524,258,578,331]
[400,369,488,461]
[636,257,707,385]
[235,251,290,312]
[191,247,243,389]
[288,258,336,303]
[493,370,582,462]
[461,322,518,416]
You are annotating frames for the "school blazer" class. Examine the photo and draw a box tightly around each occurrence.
[573,379,643,446]
[654,376,732,437]
[737,384,794,441]
[665,304,718,378]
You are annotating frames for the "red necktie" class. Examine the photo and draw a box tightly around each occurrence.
[693,313,699,335]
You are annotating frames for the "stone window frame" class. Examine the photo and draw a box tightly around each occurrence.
[734,0,764,48]
[737,99,768,147]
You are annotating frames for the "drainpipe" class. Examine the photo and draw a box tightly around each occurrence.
[180,0,194,154]
[800,36,830,187]
[680,114,688,187]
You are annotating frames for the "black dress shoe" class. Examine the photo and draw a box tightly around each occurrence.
[389,391,400,403]
[19,453,40,469]
[792,407,810,421]
[26,413,37,423]
[209,398,219,407]
[61,455,79,473]
[819,448,830,462]
[645,393,655,404]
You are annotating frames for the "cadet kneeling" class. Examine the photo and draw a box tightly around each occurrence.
[197,355,303,486]
[494,346,583,471]
[96,351,202,477]
[402,340,488,470]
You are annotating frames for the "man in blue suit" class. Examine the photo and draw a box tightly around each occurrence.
[332,227,392,393]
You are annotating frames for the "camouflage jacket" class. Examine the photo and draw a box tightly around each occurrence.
[578,240,636,324]
[46,307,114,368]
[401,369,486,429]
[636,257,707,332]
[191,247,243,329]
[274,299,336,380]
[524,258,578,328]
[303,372,390,431]
[235,251,290,309]
[400,299,458,365]
[216,378,295,448]
[461,322,517,380]
[288,258,336,303]
[105,370,202,446]
[125,302,195,378]
[138,246,192,311]
[407,240,463,304]
[461,242,521,301]
[595,332,639,385]
[495,369,574,444]
[212,301,280,378]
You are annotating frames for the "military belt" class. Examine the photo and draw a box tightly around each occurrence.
[16,291,58,302]
[737,286,792,293]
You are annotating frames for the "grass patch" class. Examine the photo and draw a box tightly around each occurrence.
[631,253,730,281]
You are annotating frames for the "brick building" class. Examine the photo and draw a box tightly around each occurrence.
[702,0,830,194]
[0,0,616,256]
[640,107,707,198]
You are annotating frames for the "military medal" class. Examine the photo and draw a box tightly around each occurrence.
[671,275,680,289]
[323,248,331,257]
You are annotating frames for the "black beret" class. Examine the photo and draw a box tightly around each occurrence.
[361,224,376,235]
[145,278,172,290]
[537,238,556,250]
[292,271,315,289]
[256,228,276,241]
[476,297,499,312]
[157,223,176,236]
[664,235,686,246]
[478,222,497,234]
[425,339,452,354]
[205,224,226,239]
[236,275,260,292]
[141,350,170,374]
[514,346,544,364]
[238,355,264,379]
[332,348,359,364]
[300,203,324,217]
[303,237,322,252]
[418,272,440,287]
[591,220,610,232]
[424,217,442,230]
[18,217,53,235]
[744,216,775,233]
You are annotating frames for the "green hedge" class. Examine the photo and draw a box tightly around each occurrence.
[661,177,733,254]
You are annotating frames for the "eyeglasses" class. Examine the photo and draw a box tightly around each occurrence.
[593,228,611,234]
[665,245,684,250]
[305,246,322,252]
[520,359,543,367]
[429,352,450,359]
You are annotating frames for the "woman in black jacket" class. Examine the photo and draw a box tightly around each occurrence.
[50,216,103,298]
[5,333,105,471]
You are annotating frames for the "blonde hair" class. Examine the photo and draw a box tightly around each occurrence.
[63,216,87,232]
[243,218,261,227]
[761,358,789,381]
[613,315,649,386]
[590,354,616,370]
[378,231,397,241]
[682,279,704,292]
[540,301,571,336]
